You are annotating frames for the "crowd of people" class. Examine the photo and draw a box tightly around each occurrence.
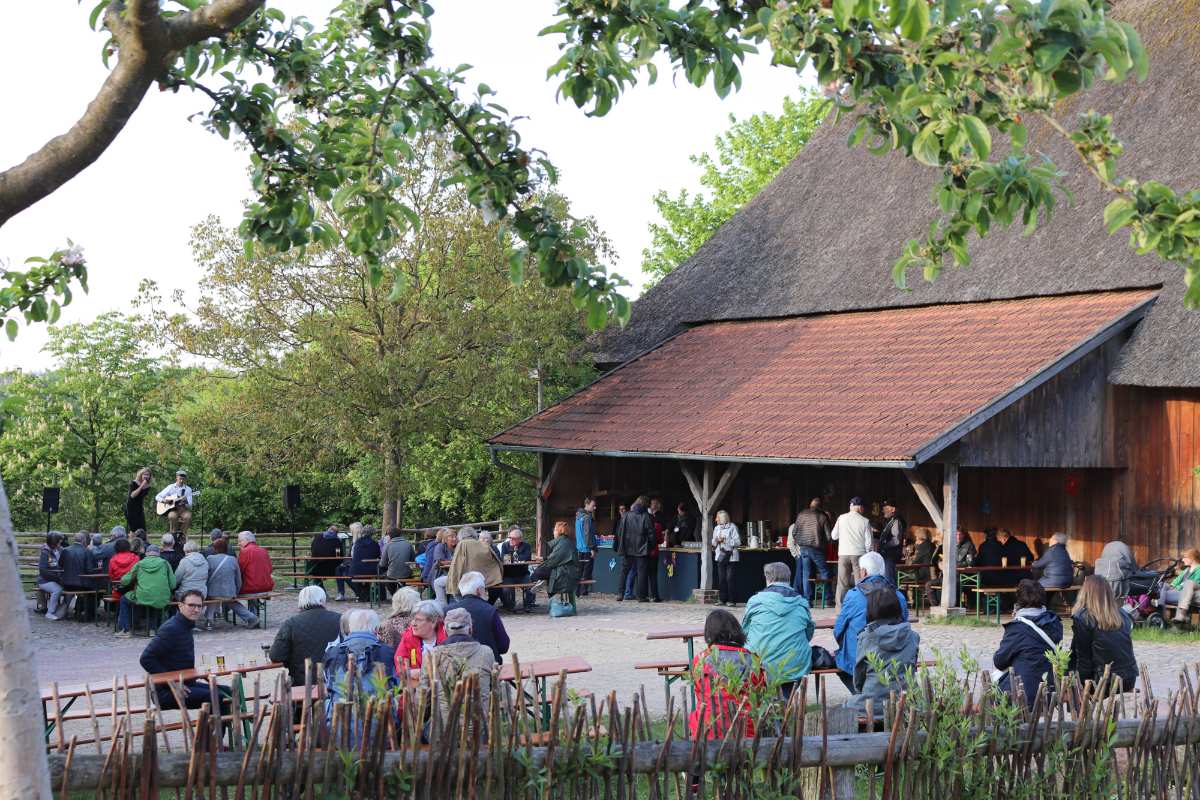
[685,554,1144,739]
[36,526,275,635]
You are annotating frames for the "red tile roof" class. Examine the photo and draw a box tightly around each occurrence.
[491,290,1157,464]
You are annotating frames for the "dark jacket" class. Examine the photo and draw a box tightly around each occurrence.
[499,540,532,562]
[994,608,1063,706]
[999,537,1035,566]
[422,541,453,584]
[59,543,96,588]
[38,545,62,584]
[672,512,696,544]
[269,606,343,685]
[140,613,197,703]
[351,537,382,577]
[913,540,937,582]
[615,504,655,558]
[1069,609,1138,690]
[379,537,415,580]
[792,507,829,550]
[575,508,598,553]
[878,514,907,552]
[956,536,977,567]
[309,531,342,578]
[160,548,183,572]
[1032,543,1074,588]
[976,536,1003,567]
[531,535,581,596]
[445,594,510,663]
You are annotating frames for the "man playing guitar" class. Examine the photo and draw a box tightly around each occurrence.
[155,469,194,539]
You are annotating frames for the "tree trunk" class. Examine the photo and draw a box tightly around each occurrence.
[381,445,403,531]
[0,474,52,799]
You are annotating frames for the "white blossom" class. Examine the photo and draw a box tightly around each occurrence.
[60,245,85,267]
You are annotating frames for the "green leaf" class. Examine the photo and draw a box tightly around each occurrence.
[1009,123,1028,151]
[912,122,941,167]
[833,0,854,28]
[4,319,16,341]
[960,115,991,160]
[1103,198,1137,233]
[1118,21,1149,82]
[900,0,930,41]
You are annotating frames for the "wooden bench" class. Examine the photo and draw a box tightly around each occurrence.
[975,587,1017,623]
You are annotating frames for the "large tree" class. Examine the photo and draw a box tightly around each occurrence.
[642,92,827,285]
[141,137,599,531]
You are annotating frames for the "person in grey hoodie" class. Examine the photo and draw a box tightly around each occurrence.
[203,537,259,630]
[847,588,920,711]
[174,540,210,599]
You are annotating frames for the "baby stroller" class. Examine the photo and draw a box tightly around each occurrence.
[1124,558,1179,629]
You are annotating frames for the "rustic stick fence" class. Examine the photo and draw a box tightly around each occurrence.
[39,657,1200,799]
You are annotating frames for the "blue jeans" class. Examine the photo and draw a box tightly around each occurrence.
[793,547,829,602]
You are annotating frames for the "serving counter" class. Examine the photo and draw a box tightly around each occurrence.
[592,544,796,602]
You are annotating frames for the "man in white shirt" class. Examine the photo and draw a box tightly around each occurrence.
[831,496,873,606]
[155,469,194,538]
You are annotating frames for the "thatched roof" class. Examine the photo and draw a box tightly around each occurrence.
[597,0,1200,387]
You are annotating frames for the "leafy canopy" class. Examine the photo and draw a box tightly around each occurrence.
[641,92,827,285]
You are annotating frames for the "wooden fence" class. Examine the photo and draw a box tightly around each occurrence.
[40,659,1200,799]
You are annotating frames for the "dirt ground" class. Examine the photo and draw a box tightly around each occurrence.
[30,590,1200,747]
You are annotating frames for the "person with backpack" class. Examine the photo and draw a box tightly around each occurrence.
[418,608,496,740]
[992,579,1064,707]
[688,609,766,740]
[322,609,399,736]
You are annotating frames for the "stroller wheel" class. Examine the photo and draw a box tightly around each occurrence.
[1146,612,1165,630]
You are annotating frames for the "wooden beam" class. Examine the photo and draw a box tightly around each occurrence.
[940,462,960,609]
[539,453,564,499]
[680,463,704,509]
[902,468,944,531]
[710,462,743,510]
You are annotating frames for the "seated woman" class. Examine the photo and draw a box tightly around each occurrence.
[847,589,919,710]
[1031,532,1074,589]
[528,520,581,616]
[349,525,382,602]
[1069,575,1137,691]
[993,580,1064,707]
[688,609,766,740]
[394,600,446,675]
[1162,548,1200,626]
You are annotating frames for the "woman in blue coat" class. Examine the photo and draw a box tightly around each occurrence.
[993,580,1064,707]
[1030,532,1074,589]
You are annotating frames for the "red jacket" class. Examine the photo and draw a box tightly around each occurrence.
[394,623,446,673]
[687,644,766,740]
[238,542,275,594]
[108,552,140,600]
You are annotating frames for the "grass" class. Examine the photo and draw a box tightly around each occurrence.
[1131,624,1200,643]
[918,613,1001,628]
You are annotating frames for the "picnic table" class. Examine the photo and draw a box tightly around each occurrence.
[958,565,1032,614]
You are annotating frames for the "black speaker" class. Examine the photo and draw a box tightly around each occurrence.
[42,487,60,514]
[283,484,300,513]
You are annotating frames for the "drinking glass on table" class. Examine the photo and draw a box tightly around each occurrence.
[260,643,271,662]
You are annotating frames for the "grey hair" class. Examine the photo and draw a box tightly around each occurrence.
[763,562,791,585]
[389,587,421,617]
[90,534,102,546]
[478,530,493,545]
[457,525,478,541]
[183,540,200,554]
[457,571,486,598]
[339,611,353,636]
[146,544,161,556]
[349,522,364,540]
[110,525,126,537]
[1051,532,1069,545]
[298,585,327,610]
[162,533,175,547]
[345,609,380,633]
[238,530,256,543]
[412,600,444,622]
[859,551,886,577]
[444,607,473,634]
[74,531,88,545]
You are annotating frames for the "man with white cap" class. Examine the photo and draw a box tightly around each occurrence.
[155,469,195,538]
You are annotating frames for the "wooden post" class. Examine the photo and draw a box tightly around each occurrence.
[535,453,546,556]
[940,462,960,610]
[681,461,742,594]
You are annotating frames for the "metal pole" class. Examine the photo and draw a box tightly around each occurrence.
[536,359,543,412]
[290,510,298,590]
[46,510,51,536]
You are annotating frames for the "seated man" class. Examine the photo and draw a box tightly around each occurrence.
[418,608,496,738]
[269,586,343,686]
[155,469,195,537]
[140,589,230,713]
[237,531,275,614]
[833,551,908,692]
[498,526,535,610]
[58,531,98,617]
[116,544,177,637]
[160,533,183,571]
[378,527,415,592]
[1031,532,1074,589]
[741,562,814,695]
[446,527,502,603]
[446,571,510,664]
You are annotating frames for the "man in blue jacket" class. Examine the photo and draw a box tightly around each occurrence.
[140,589,230,713]
[742,562,814,695]
[833,551,908,691]
[575,498,598,596]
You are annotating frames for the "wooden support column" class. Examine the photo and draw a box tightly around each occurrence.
[940,462,960,610]
[681,460,743,592]
[535,454,563,557]
[902,468,943,531]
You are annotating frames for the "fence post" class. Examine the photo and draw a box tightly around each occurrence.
[827,707,858,799]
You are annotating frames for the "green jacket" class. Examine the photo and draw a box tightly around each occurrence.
[120,555,177,608]
[1172,564,1200,590]
[535,536,580,596]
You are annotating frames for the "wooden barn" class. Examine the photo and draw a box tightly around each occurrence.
[488,0,1200,605]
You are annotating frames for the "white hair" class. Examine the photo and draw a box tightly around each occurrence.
[478,530,493,545]
[859,551,886,577]
[161,533,175,547]
[457,525,479,541]
[763,562,791,585]
[183,540,199,554]
[238,530,256,543]
[349,522,364,541]
[1051,532,1068,545]
[715,510,730,525]
[457,571,486,597]
[413,600,444,621]
[389,587,421,616]
[345,609,380,633]
[298,585,327,610]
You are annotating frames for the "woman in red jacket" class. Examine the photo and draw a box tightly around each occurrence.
[688,609,766,740]
[393,600,446,676]
[107,538,140,601]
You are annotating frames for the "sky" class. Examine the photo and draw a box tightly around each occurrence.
[0,2,812,370]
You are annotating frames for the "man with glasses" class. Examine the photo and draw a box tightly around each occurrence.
[498,526,535,611]
[140,589,230,714]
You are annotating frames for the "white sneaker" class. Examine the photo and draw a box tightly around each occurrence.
[45,612,59,621]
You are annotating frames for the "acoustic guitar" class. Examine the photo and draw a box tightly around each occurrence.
[156,490,199,516]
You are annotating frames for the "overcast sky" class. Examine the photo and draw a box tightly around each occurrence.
[0,2,812,370]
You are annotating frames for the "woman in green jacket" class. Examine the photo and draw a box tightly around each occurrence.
[1163,548,1200,624]
[530,521,581,615]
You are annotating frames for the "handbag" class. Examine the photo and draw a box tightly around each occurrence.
[549,593,577,618]
[993,615,1061,683]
